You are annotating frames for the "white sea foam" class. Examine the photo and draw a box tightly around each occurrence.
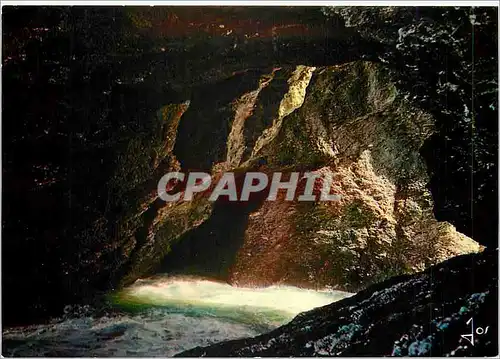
[123,276,351,315]
[3,277,352,357]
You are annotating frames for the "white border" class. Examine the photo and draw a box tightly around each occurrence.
[1,1,499,6]
[0,3,498,359]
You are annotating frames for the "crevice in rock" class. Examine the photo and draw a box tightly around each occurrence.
[225,68,281,168]
[158,169,272,279]
[239,67,295,163]
[173,69,273,171]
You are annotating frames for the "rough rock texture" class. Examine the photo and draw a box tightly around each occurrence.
[324,6,498,247]
[177,249,498,357]
[2,7,496,326]
[221,62,480,291]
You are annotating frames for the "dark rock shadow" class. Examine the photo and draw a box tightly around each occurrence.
[173,69,269,171]
[158,170,271,280]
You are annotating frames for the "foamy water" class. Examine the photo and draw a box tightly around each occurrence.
[3,277,352,357]
[121,277,349,315]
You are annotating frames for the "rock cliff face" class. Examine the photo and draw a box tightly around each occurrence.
[159,61,479,292]
[324,7,498,247]
[2,6,496,326]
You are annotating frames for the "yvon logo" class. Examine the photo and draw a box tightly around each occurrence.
[157,171,341,202]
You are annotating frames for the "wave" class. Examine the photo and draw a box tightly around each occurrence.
[3,277,352,357]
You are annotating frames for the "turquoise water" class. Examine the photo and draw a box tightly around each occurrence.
[3,276,352,357]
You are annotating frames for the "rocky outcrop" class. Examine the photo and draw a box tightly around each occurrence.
[177,249,498,357]
[161,61,479,291]
[324,6,498,247]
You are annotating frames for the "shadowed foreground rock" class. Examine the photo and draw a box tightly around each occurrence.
[177,249,498,357]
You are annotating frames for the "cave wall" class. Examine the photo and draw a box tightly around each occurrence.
[326,6,498,247]
[2,6,496,325]
[160,61,479,291]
